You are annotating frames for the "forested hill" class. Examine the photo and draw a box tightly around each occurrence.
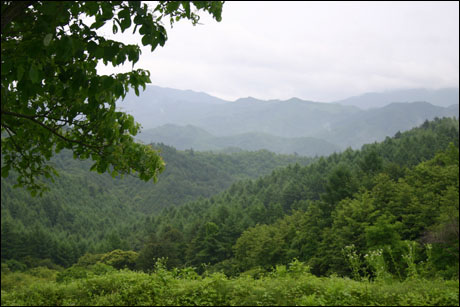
[1,117,458,279]
[133,117,459,278]
[137,124,341,156]
[116,145,315,212]
[1,146,313,267]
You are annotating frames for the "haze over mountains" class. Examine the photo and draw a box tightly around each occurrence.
[138,125,341,157]
[335,87,459,109]
[117,86,459,155]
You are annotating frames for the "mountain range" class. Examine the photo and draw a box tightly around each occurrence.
[334,87,459,109]
[137,124,340,156]
[117,86,459,154]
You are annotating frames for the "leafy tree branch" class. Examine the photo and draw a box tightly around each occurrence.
[1,1,224,195]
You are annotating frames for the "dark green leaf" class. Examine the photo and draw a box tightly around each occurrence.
[43,33,53,46]
[29,65,39,83]
[16,65,25,81]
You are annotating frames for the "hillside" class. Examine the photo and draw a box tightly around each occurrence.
[1,117,459,306]
[133,117,459,277]
[320,102,460,148]
[138,124,341,156]
[2,117,458,273]
[1,146,313,266]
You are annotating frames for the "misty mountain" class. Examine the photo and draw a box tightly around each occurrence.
[137,124,340,156]
[119,85,459,151]
[118,85,360,136]
[193,97,360,137]
[319,101,460,148]
[117,85,228,130]
[334,87,459,109]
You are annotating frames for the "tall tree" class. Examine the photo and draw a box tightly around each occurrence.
[1,1,223,195]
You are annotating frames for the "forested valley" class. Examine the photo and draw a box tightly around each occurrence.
[2,1,459,305]
[2,117,459,306]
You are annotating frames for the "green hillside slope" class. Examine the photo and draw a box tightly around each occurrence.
[1,146,313,266]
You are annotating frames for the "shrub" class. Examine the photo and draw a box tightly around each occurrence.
[99,249,139,270]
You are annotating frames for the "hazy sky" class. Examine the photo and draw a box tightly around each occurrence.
[97,1,459,102]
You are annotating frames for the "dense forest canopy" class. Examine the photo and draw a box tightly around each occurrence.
[2,117,458,276]
[1,145,314,266]
[2,117,459,306]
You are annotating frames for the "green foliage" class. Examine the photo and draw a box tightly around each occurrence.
[364,248,392,282]
[1,266,59,293]
[1,261,458,306]
[75,253,104,267]
[3,259,27,273]
[342,244,366,281]
[1,1,223,194]
[99,249,139,270]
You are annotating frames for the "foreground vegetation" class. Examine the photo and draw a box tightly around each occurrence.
[2,259,458,306]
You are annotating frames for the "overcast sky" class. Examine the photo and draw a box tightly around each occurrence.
[97,1,459,102]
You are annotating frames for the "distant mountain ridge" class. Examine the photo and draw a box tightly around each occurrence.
[334,87,459,109]
[318,101,459,148]
[137,124,340,156]
[117,85,229,130]
[117,85,361,133]
[118,85,459,152]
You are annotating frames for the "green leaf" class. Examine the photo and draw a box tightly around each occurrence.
[1,165,11,178]
[101,2,114,20]
[91,20,105,29]
[166,2,180,14]
[29,65,39,83]
[133,14,143,25]
[95,46,105,59]
[114,82,124,97]
[102,76,115,89]
[182,2,191,18]
[120,17,131,31]
[43,33,53,46]
[85,1,99,16]
[90,162,98,172]
[87,41,98,54]
[141,35,151,46]
[118,8,131,20]
[1,60,11,76]
[16,65,25,81]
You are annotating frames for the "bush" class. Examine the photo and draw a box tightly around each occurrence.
[75,252,104,267]
[56,265,89,283]
[26,266,57,279]
[1,261,459,306]
[99,249,139,270]
[5,259,27,272]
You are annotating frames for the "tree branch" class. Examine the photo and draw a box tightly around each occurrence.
[1,1,35,34]
[2,109,106,151]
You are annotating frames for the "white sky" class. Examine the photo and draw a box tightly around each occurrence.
[97,1,459,102]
